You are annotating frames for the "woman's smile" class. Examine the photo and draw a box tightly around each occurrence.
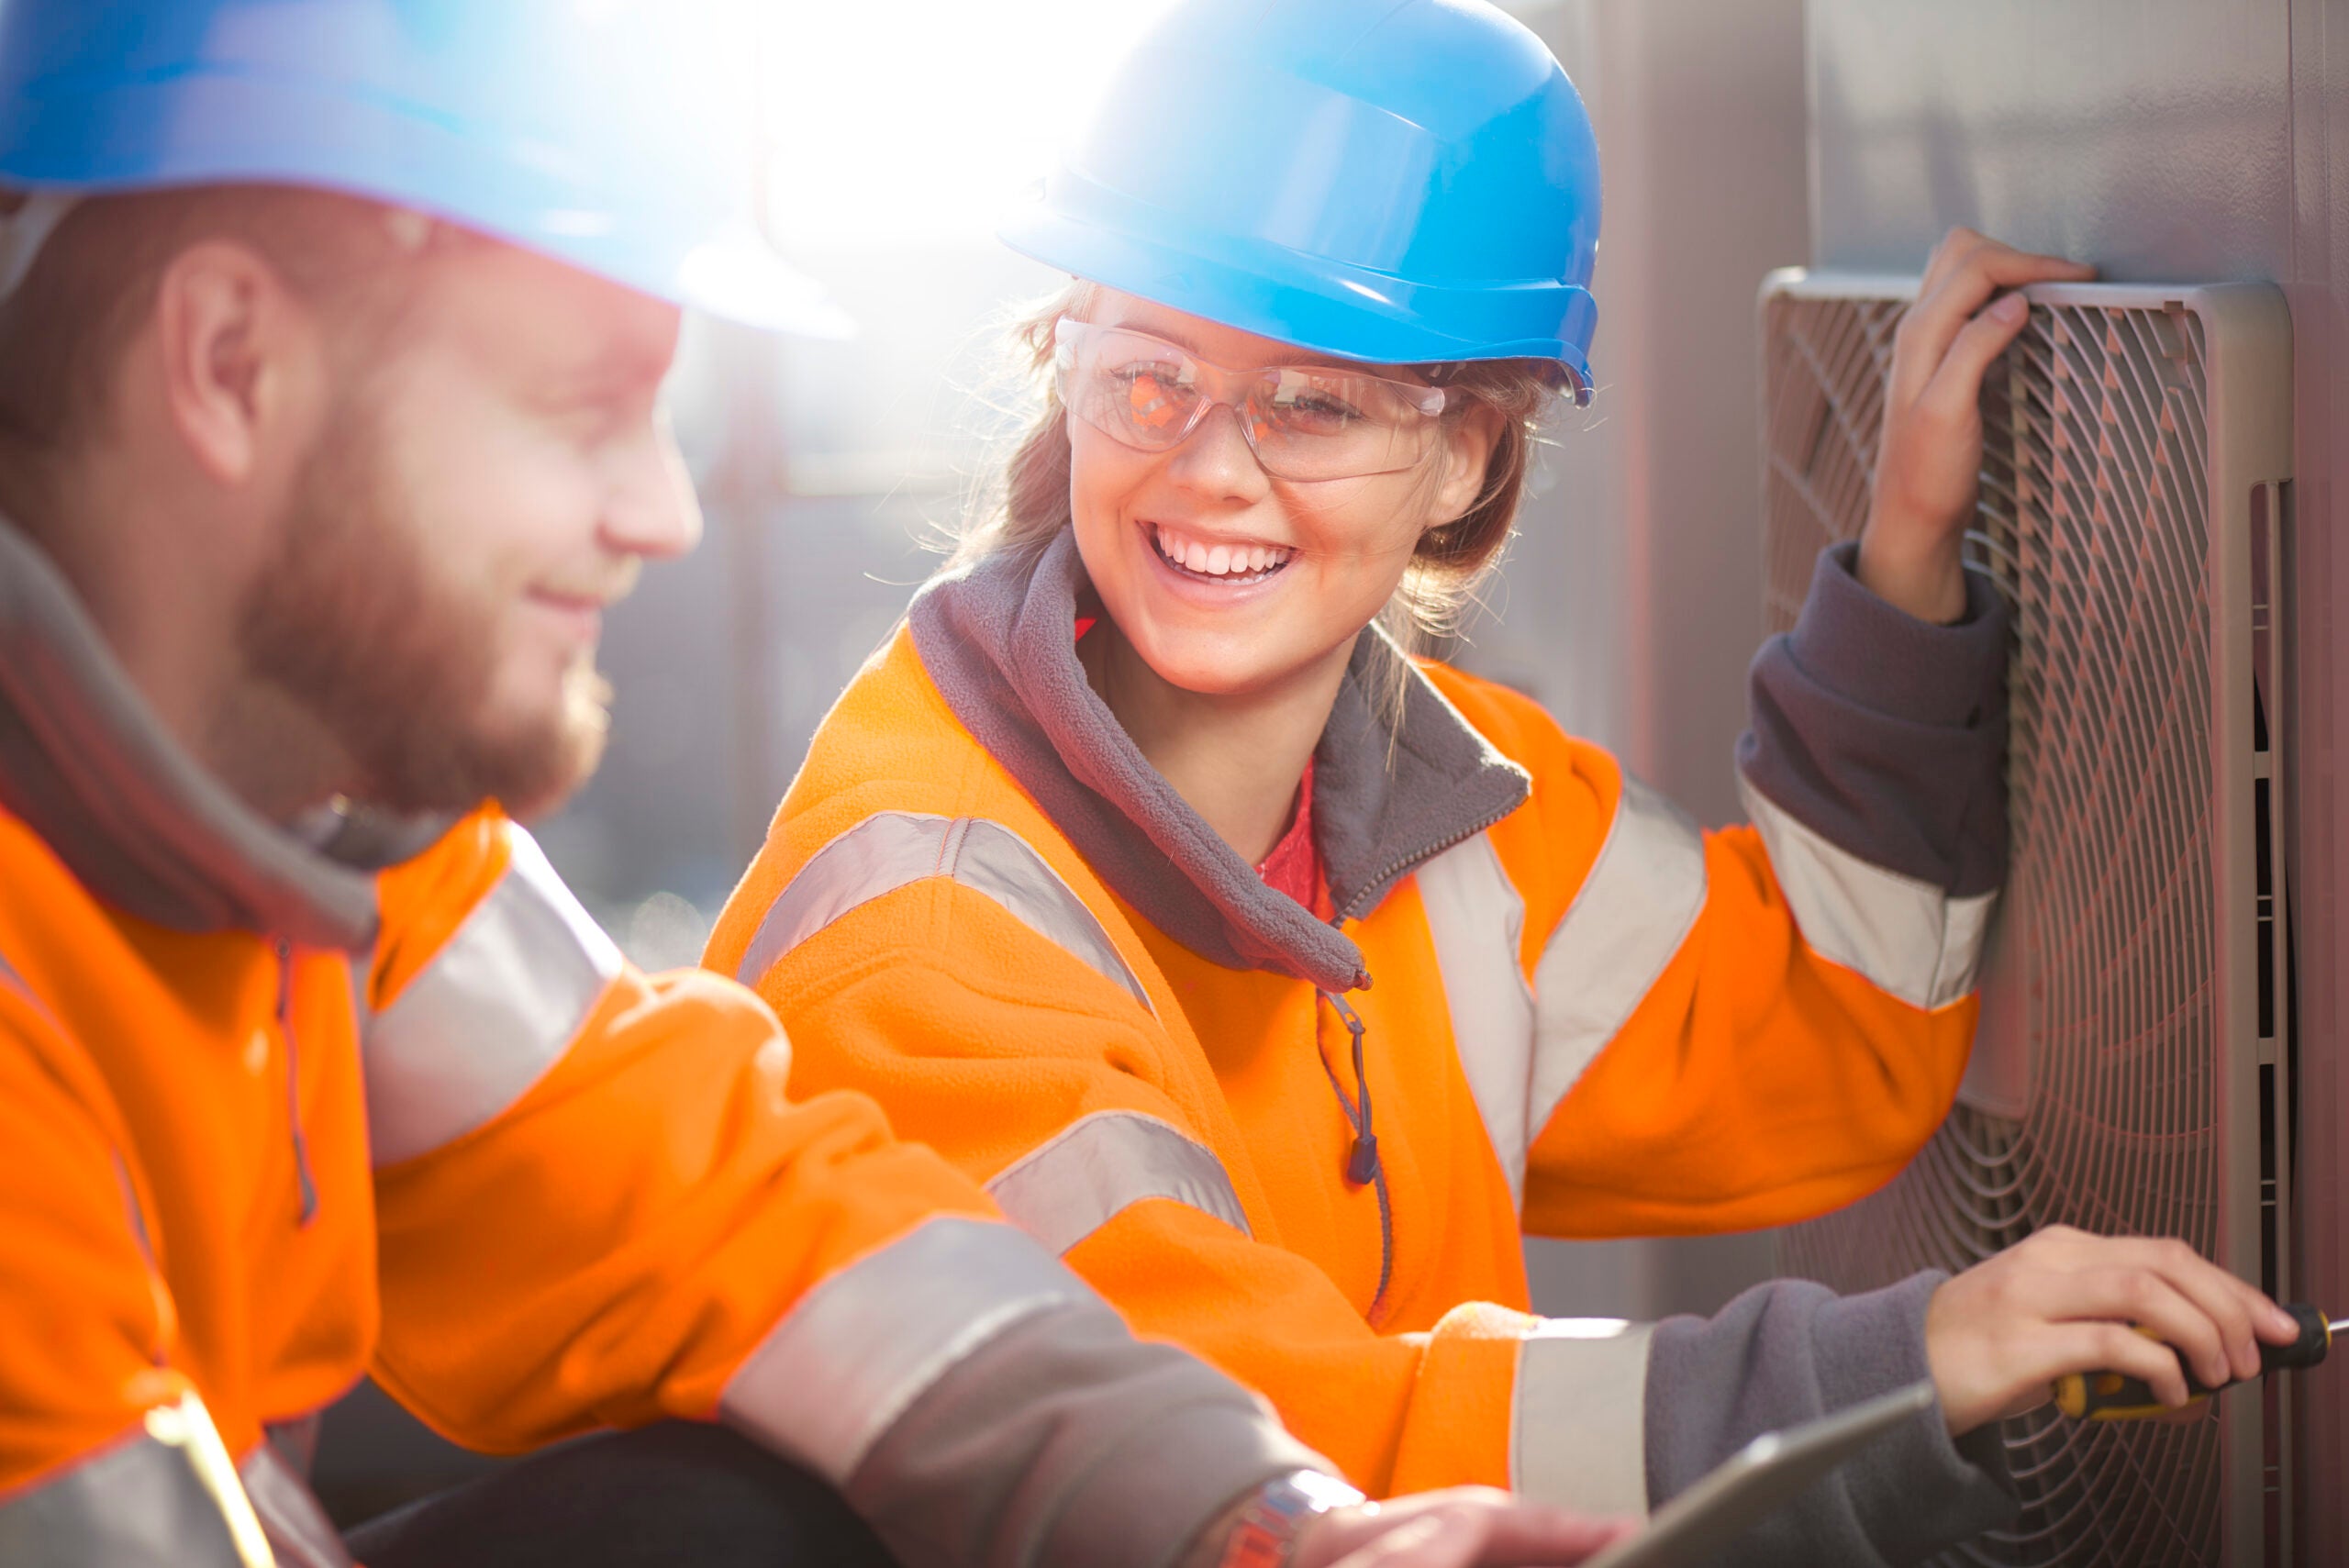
[1144,518,1296,585]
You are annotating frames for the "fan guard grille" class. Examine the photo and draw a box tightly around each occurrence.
[1764,290,2229,1566]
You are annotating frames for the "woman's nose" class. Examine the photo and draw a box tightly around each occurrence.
[1164,400,1273,500]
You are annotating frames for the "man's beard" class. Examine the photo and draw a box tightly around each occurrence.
[237,406,612,821]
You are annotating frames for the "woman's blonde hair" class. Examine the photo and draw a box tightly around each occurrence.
[952,283,1565,656]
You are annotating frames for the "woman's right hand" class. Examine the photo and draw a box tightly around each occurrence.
[1296,1488,1636,1568]
[1924,1225,2303,1434]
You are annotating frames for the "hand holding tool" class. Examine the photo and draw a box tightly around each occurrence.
[2055,1303,2342,1420]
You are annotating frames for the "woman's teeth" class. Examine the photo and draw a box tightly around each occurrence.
[1152,524,1293,581]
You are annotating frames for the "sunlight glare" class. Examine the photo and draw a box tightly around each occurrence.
[763,0,1182,246]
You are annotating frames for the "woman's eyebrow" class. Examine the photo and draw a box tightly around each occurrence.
[1099,314,1207,356]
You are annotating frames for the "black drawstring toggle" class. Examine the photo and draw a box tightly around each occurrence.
[1316,986,1394,1321]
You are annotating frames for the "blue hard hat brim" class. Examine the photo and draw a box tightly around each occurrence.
[0,72,852,339]
[1001,180,1592,403]
[0,167,854,341]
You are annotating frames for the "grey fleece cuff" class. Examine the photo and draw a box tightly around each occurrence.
[1787,542,2007,725]
[846,1303,1326,1568]
[1645,1273,2015,1568]
[1042,1398,1317,1568]
[1738,542,2010,896]
[1807,1273,2020,1562]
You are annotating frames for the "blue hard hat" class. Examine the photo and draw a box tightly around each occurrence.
[0,0,849,337]
[999,0,1602,402]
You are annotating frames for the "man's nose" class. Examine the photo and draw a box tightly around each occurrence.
[604,418,705,562]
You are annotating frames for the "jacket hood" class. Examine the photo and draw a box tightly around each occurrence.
[0,512,446,950]
[907,528,1531,992]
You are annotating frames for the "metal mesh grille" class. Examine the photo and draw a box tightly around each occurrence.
[1764,290,2224,1566]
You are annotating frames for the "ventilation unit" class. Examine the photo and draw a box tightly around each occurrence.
[1759,272,2295,1567]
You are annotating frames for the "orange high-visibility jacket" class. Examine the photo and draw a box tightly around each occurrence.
[0,517,1323,1568]
[710,529,2018,1548]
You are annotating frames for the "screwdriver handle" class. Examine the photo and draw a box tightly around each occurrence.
[2054,1302,2332,1420]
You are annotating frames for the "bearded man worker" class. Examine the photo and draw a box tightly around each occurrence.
[0,5,1631,1567]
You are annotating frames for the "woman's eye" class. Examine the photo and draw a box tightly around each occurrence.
[1276,391,1361,423]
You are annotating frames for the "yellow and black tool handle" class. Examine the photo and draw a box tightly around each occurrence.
[2054,1302,2331,1420]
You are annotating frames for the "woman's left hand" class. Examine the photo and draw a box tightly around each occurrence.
[1863,228,2096,624]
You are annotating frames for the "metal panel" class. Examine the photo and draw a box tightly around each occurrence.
[1807,0,2291,285]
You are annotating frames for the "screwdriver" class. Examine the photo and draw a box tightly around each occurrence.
[2055,1303,2344,1420]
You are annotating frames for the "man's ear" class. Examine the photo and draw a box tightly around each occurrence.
[1427,401,1506,530]
[152,239,323,487]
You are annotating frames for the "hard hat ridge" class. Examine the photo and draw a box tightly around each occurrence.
[1000,0,1602,401]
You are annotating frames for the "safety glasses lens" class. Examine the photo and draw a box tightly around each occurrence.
[1056,323,1442,480]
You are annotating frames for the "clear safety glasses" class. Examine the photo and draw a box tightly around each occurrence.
[1053,318,1451,482]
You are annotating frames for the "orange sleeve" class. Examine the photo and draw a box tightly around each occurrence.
[1522,822,1977,1237]
[0,995,174,1492]
[364,818,998,1453]
[1437,671,1976,1240]
[750,879,1525,1499]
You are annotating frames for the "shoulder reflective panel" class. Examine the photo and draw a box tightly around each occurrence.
[1414,832,1538,1204]
[361,827,623,1166]
[0,1431,255,1567]
[721,1217,1090,1486]
[988,1109,1250,1254]
[1528,777,1708,1135]
[738,812,1152,1012]
[1737,776,1994,1012]
[239,1443,352,1568]
[1511,1318,1654,1518]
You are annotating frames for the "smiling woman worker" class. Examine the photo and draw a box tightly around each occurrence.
[710,0,2290,1558]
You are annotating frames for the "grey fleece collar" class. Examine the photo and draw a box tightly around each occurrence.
[0,513,446,951]
[907,528,1531,993]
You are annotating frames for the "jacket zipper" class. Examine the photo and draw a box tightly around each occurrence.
[1332,796,1523,929]
[274,938,319,1227]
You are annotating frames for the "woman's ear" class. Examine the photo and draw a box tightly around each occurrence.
[1426,401,1506,531]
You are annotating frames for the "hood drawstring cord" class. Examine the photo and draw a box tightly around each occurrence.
[1318,989,1392,1323]
[275,939,319,1227]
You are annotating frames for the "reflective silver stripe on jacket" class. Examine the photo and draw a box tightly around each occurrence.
[721,1216,1091,1486]
[1738,776,1994,1012]
[361,826,623,1166]
[239,1442,352,1568]
[736,811,1152,1012]
[1511,1318,1655,1518]
[1414,832,1538,1203]
[988,1109,1250,1254]
[0,1430,253,1566]
[1419,778,1709,1197]
[1529,777,1708,1138]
